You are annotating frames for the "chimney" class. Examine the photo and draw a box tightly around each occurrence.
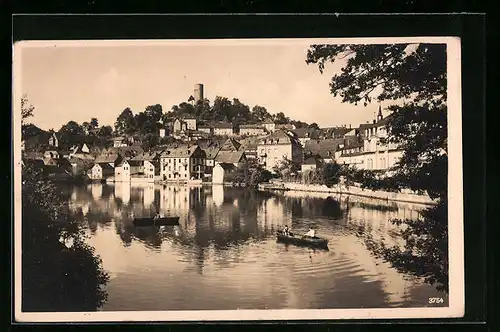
[349,124,352,129]
[373,119,376,124]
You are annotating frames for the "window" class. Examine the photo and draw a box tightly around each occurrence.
[168,174,171,178]
[184,165,187,171]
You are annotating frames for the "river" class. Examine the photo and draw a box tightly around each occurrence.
[65,183,448,311]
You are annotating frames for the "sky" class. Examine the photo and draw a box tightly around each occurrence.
[18,39,391,131]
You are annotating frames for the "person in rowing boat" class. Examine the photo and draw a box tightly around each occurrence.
[303,228,316,239]
[283,225,291,236]
[153,211,161,220]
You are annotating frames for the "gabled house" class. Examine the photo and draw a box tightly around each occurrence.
[220,137,241,152]
[214,150,246,167]
[201,143,222,176]
[114,160,131,182]
[144,159,160,181]
[69,143,91,157]
[90,162,115,180]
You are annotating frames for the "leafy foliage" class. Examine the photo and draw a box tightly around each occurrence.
[22,164,109,311]
[307,43,449,292]
[322,162,342,188]
[114,108,136,135]
[273,157,301,179]
[165,97,309,129]
[21,94,35,126]
[231,159,273,188]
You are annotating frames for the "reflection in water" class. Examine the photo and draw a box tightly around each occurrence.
[66,183,448,311]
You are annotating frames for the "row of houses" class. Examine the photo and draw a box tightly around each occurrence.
[161,117,281,139]
[22,106,404,184]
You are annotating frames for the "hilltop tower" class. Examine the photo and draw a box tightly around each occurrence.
[194,83,204,103]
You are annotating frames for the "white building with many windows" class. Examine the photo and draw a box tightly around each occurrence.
[336,108,403,171]
[160,144,206,181]
[257,130,303,173]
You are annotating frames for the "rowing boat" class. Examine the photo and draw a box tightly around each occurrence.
[132,217,180,227]
[276,231,329,250]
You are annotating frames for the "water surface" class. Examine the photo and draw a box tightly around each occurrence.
[67,183,448,311]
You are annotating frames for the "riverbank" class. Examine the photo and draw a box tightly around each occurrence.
[258,181,436,206]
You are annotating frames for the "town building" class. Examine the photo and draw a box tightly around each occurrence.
[173,117,197,133]
[212,122,234,136]
[90,162,115,181]
[48,132,58,147]
[159,144,206,181]
[201,143,222,177]
[301,157,322,173]
[336,108,403,171]
[257,130,303,173]
[214,150,246,167]
[94,151,122,167]
[173,118,188,133]
[304,138,344,164]
[319,126,353,139]
[183,117,197,131]
[144,159,161,181]
[111,136,128,148]
[290,127,320,147]
[262,120,276,133]
[239,124,267,136]
[237,136,259,160]
[198,125,213,135]
[212,163,236,184]
[114,159,131,182]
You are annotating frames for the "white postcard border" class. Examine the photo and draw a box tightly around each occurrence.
[13,37,464,322]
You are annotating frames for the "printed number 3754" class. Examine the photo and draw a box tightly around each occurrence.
[428,297,444,304]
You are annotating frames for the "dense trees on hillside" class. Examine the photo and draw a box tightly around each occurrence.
[306,43,449,292]
[164,96,309,129]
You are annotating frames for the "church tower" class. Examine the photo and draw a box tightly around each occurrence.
[377,104,383,122]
